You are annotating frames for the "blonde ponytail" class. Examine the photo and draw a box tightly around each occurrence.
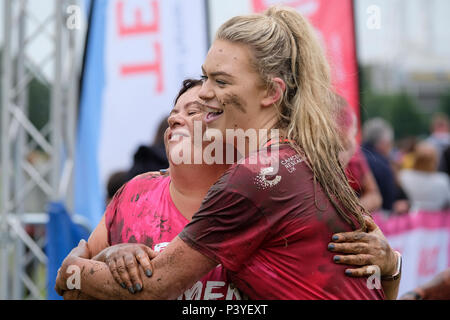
[217,6,367,231]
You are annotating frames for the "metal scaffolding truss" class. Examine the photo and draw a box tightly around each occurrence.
[1,0,81,299]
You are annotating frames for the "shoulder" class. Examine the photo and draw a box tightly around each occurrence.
[115,173,169,200]
[433,172,450,186]
[217,144,308,197]
[128,172,168,187]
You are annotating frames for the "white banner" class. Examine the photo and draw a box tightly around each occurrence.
[76,0,208,227]
[101,0,208,188]
[374,211,450,297]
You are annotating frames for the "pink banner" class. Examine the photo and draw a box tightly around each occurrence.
[251,0,360,122]
[373,211,450,296]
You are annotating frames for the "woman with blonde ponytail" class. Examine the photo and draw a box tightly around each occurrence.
[56,6,401,300]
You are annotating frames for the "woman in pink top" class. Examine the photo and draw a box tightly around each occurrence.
[56,7,401,300]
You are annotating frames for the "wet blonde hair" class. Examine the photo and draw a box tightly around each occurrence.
[217,6,367,230]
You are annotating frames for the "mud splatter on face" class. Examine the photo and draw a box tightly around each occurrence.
[128,235,137,243]
[219,93,247,114]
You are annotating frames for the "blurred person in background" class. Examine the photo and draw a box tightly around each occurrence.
[125,117,169,181]
[105,170,129,205]
[104,119,170,206]
[400,268,450,300]
[440,145,450,177]
[336,97,382,213]
[426,113,450,173]
[399,142,450,211]
[361,118,409,214]
[393,137,418,171]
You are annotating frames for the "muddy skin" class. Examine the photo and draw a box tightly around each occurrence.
[219,94,247,114]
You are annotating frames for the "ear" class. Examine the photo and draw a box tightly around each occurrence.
[261,77,286,108]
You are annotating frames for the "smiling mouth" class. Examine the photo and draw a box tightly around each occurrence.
[168,130,190,142]
[204,107,224,123]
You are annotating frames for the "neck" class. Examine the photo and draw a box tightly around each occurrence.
[244,117,287,156]
[169,162,230,221]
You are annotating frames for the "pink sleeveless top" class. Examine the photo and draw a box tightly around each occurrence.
[105,173,242,300]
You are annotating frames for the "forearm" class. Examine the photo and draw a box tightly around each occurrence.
[64,256,169,300]
[63,290,98,300]
[381,278,400,300]
[60,237,217,300]
[360,193,382,213]
[417,269,450,300]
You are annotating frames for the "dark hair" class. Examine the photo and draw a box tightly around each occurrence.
[106,170,129,203]
[174,79,203,105]
[153,117,169,145]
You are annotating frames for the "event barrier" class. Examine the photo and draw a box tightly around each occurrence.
[373,210,450,297]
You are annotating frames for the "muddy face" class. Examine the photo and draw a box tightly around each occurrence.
[198,40,269,138]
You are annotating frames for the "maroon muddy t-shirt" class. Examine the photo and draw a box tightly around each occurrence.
[179,144,385,300]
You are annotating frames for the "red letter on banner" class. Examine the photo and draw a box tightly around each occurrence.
[117,0,160,36]
[120,42,164,93]
[418,247,439,276]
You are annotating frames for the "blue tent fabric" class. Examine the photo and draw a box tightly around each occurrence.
[46,202,91,300]
[74,0,108,230]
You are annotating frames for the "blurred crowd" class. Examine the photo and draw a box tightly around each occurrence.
[361,113,450,215]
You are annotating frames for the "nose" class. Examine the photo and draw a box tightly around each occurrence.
[198,80,215,102]
[167,113,185,128]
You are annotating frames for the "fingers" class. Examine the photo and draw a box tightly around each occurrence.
[115,256,135,294]
[107,259,124,289]
[332,231,369,243]
[143,246,158,259]
[124,254,143,293]
[135,249,153,278]
[363,216,379,232]
[328,242,370,255]
[332,254,374,266]
[343,265,380,278]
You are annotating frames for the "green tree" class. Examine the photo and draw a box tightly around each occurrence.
[439,90,450,118]
[359,65,429,140]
